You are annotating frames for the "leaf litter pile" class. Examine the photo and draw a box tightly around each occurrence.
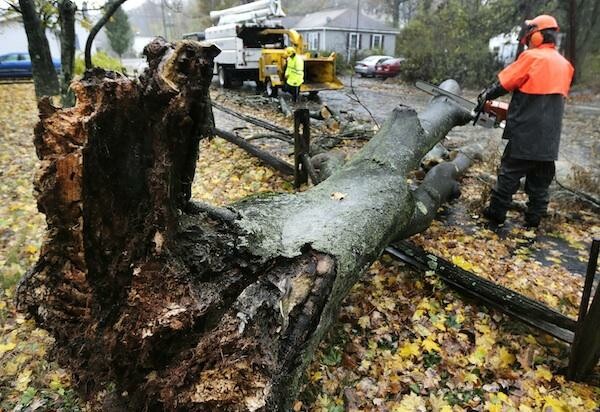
[1,84,599,411]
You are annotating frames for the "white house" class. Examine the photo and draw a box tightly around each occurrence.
[489,30,519,66]
[0,14,96,58]
[489,28,566,67]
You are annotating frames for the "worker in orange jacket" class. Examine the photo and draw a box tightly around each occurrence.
[480,15,574,228]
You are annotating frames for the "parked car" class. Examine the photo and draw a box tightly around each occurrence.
[0,52,61,78]
[374,57,404,78]
[354,55,393,77]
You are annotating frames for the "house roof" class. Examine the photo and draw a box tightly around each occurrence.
[290,8,398,33]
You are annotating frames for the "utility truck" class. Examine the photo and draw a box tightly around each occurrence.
[204,0,343,97]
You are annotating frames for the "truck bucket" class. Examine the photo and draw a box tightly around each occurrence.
[301,54,344,92]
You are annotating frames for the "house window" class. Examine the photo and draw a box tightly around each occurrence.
[307,32,320,51]
[349,32,359,50]
[371,34,383,50]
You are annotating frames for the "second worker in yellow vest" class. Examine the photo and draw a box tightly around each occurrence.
[284,47,304,102]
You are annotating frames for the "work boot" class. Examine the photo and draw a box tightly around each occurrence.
[524,215,541,228]
[482,206,506,225]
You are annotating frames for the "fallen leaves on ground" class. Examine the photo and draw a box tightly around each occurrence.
[0,84,81,410]
[1,83,599,411]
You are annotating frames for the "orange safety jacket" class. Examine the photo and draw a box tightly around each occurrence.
[498,44,573,96]
[497,44,574,161]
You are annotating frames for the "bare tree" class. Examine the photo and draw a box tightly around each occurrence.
[17,0,60,97]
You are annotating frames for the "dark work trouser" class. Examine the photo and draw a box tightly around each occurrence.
[283,83,300,102]
[489,143,555,223]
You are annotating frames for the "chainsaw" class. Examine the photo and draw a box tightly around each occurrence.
[415,80,508,128]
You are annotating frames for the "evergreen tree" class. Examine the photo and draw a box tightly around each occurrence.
[105,5,134,60]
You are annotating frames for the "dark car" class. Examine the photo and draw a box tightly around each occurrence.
[374,57,404,78]
[354,55,393,77]
[0,52,61,78]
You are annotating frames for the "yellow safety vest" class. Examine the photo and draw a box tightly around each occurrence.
[285,54,304,87]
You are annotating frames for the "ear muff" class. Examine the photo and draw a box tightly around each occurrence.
[529,31,543,47]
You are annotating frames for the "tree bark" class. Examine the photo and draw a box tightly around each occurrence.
[17,38,472,411]
[59,0,76,106]
[18,0,60,97]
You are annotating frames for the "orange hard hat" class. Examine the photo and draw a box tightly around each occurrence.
[525,15,559,33]
[521,15,559,47]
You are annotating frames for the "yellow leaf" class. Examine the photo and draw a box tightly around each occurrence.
[421,338,440,353]
[497,346,515,369]
[432,314,447,331]
[486,403,502,412]
[463,372,479,384]
[357,315,370,329]
[15,369,32,391]
[310,371,322,383]
[542,396,568,412]
[417,299,433,311]
[468,346,487,366]
[0,341,16,356]
[24,244,38,254]
[451,255,481,273]
[393,393,426,411]
[412,309,424,321]
[535,366,553,382]
[429,393,452,412]
[399,341,420,359]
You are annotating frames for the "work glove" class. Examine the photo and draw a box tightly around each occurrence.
[473,82,508,125]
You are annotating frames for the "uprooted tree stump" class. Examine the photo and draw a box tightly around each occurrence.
[16,38,472,411]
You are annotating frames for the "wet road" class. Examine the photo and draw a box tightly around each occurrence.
[211,75,599,186]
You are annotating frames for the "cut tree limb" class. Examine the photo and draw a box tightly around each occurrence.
[17,39,473,411]
[214,127,294,176]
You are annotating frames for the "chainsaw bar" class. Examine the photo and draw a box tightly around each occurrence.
[415,80,503,129]
[415,80,476,110]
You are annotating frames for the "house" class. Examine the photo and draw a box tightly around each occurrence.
[283,9,399,60]
[0,14,96,58]
[489,31,519,66]
[489,28,567,67]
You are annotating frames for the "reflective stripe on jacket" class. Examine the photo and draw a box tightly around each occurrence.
[497,44,574,161]
[285,55,304,87]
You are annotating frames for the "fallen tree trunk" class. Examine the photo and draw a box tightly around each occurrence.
[17,39,472,411]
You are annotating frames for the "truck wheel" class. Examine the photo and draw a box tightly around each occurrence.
[265,78,278,97]
[218,65,231,88]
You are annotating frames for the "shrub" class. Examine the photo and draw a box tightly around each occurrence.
[579,52,600,90]
[396,0,502,87]
[74,51,124,76]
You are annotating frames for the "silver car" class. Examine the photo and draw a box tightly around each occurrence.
[354,55,393,77]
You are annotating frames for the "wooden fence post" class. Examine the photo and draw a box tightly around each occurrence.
[294,108,310,188]
[568,238,600,380]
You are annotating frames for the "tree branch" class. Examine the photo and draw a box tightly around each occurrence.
[84,0,128,69]
[2,0,21,13]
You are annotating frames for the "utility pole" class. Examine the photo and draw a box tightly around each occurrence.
[161,0,168,39]
[567,0,577,82]
[349,0,359,63]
